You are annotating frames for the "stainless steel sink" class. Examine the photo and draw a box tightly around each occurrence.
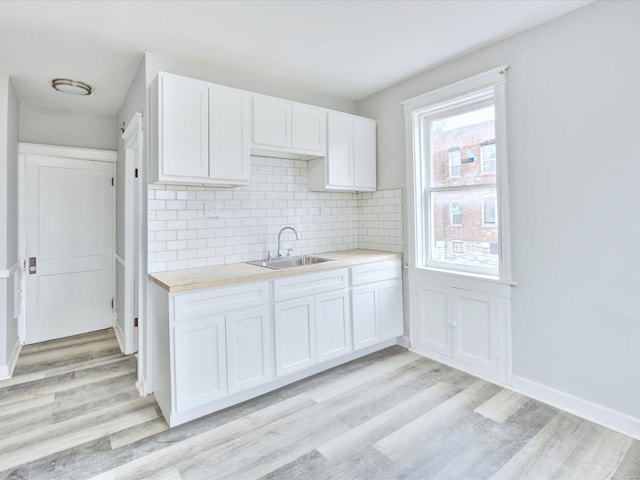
[247,255,335,270]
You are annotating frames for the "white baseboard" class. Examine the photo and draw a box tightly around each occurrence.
[411,346,509,387]
[396,335,410,348]
[511,375,640,441]
[113,320,126,354]
[0,337,22,379]
[136,376,151,397]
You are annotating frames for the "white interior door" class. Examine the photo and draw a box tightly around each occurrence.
[25,152,114,344]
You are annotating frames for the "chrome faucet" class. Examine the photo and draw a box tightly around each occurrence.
[277,226,299,257]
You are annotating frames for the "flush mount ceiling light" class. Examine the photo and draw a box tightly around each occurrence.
[51,78,92,96]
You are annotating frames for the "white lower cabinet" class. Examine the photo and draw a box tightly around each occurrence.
[274,296,316,376]
[379,279,405,340]
[174,315,227,412]
[226,306,274,394]
[273,269,351,375]
[352,284,379,350]
[315,290,351,362]
[151,258,404,427]
[174,304,274,412]
[410,278,510,383]
[351,260,404,351]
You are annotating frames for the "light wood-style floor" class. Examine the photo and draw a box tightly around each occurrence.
[0,329,638,480]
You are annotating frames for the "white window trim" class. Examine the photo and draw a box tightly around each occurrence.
[480,143,496,175]
[482,195,497,226]
[403,65,513,283]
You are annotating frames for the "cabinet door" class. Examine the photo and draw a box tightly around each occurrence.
[410,282,452,357]
[351,284,379,350]
[315,290,351,362]
[161,74,209,179]
[451,289,501,374]
[327,112,354,187]
[379,279,404,340]
[274,297,316,376]
[226,306,274,394]
[209,86,251,184]
[253,96,291,147]
[174,315,227,413]
[353,117,376,190]
[292,104,326,153]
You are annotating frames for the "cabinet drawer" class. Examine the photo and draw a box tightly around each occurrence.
[274,268,348,302]
[174,281,269,322]
[351,260,401,286]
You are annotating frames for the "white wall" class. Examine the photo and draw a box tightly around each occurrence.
[357,1,640,419]
[0,76,20,373]
[19,104,117,151]
[117,56,146,258]
[144,52,357,114]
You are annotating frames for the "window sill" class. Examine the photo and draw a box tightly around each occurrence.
[407,266,516,297]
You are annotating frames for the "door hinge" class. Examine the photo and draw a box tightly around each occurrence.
[111,177,114,186]
[111,298,114,310]
[134,168,139,178]
[134,317,139,327]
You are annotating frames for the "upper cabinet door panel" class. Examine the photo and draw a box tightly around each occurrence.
[209,86,251,184]
[327,112,353,187]
[253,96,291,148]
[291,104,326,153]
[353,117,376,190]
[161,74,209,179]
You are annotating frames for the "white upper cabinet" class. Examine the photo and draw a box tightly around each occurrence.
[327,112,353,187]
[252,96,291,148]
[252,95,326,158]
[292,103,326,153]
[209,86,251,184]
[308,111,377,192]
[150,72,375,189]
[151,72,250,186]
[353,116,377,189]
[159,74,209,180]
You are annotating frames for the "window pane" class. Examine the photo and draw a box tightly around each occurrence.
[430,188,499,272]
[430,106,496,187]
[483,196,497,225]
[481,144,496,174]
[448,151,461,177]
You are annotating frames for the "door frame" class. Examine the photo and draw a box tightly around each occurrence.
[18,143,117,344]
[120,112,152,396]
[117,113,143,356]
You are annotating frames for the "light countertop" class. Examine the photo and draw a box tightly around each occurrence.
[148,249,403,293]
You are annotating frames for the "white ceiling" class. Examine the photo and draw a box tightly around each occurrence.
[0,0,591,116]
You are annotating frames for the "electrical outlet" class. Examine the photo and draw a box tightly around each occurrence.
[204,202,220,218]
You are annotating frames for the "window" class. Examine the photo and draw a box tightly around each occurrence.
[482,196,497,225]
[404,65,511,279]
[448,150,461,177]
[450,200,462,225]
[481,143,496,174]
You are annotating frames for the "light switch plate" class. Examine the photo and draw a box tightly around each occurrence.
[204,202,220,218]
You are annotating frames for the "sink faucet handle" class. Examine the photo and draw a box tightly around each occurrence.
[287,248,294,257]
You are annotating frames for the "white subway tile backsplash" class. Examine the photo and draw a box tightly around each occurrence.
[147,156,404,273]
